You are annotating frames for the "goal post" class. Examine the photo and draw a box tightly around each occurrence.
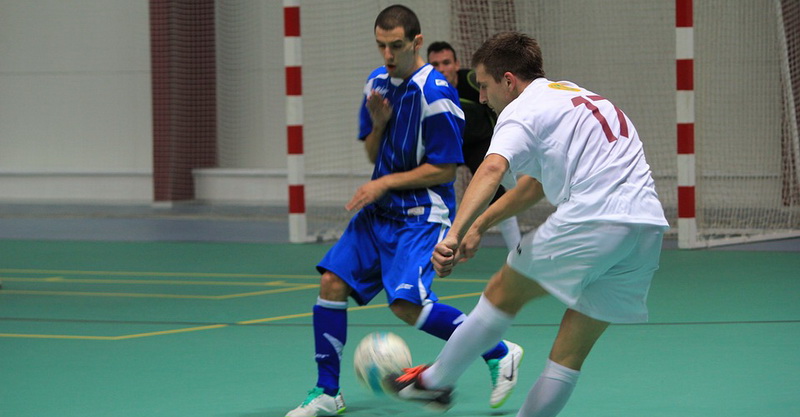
[680,0,800,247]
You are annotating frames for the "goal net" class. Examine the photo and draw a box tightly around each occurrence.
[216,0,800,246]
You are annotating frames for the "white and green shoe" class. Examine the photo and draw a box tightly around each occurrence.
[487,340,524,408]
[286,387,346,417]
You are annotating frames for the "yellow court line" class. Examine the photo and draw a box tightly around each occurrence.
[0,268,318,280]
[1,285,484,340]
[0,284,319,299]
[215,284,319,299]
[111,324,229,340]
[0,269,488,283]
[0,333,117,341]
[0,277,300,287]
[0,324,230,341]
[236,292,483,325]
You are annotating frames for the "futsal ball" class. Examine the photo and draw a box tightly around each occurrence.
[353,331,412,395]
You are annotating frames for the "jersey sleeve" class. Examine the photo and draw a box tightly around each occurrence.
[421,87,465,165]
[486,119,534,175]
[358,94,371,140]
[358,69,383,141]
[488,117,569,206]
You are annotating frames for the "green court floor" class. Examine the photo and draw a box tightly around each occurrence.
[1,239,798,417]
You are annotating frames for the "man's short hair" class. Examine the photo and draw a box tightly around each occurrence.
[427,41,457,62]
[472,32,545,82]
[375,4,421,40]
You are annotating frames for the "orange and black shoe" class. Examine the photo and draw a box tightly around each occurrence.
[384,365,453,412]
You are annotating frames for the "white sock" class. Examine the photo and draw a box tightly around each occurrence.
[517,359,580,417]
[422,294,513,389]
[498,216,522,251]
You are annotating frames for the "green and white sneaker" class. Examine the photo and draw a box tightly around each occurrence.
[286,387,346,417]
[486,340,524,408]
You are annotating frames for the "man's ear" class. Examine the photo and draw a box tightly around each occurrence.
[504,72,515,90]
[413,34,423,51]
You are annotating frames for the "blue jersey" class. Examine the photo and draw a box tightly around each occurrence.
[358,64,465,225]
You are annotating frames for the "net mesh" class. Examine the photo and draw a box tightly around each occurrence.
[151,0,217,201]
[691,0,800,244]
[210,0,800,245]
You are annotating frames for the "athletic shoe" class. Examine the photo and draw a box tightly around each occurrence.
[486,340,524,408]
[285,387,346,417]
[384,365,453,412]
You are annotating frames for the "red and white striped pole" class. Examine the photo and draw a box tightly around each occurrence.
[676,0,696,248]
[285,0,307,243]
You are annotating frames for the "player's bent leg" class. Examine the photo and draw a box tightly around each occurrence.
[389,299,423,325]
[482,265,545,408]
[287,272,351,417]
[387,294,515,409]
[515,309,609,417]
[484,264,550,316]
[319,271,352,302]
[404,297,525,408]
[549,308,609,371]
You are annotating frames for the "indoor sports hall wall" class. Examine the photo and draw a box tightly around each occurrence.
[0,0,153,202]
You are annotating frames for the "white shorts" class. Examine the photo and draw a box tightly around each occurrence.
[507,220,666,323]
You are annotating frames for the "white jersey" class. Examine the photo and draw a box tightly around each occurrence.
[487,78,669,227]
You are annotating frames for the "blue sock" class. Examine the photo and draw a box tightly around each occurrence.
[313,298,347,396]
[417,303,508,361]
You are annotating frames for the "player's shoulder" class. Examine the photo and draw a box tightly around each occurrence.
[363,67,390,94]
[414,64,457,99]
[517,78,591,107]
[535,79,598,99]
[365,66,390,83]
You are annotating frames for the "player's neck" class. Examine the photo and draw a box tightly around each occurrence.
[407,56,425,79]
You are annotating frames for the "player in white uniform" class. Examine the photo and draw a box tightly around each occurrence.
[388,32,669,417]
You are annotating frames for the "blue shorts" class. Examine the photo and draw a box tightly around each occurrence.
[317,208,448,306]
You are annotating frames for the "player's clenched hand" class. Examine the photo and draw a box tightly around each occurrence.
[458,227,483,263]
[345,178,388,212]
[366,90,392,128]
[431,235,461,277]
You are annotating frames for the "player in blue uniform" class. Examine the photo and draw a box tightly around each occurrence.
[285,5,522,417]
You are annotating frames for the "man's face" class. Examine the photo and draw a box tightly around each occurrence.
[375,26,421,80]
[475,64,511,114]
[427,49,459,86]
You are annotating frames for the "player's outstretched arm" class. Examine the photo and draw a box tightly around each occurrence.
[345,163,457,212]
[432,154,506,276]
[451,154,508,238]
[459,175,544,261]
[471,175,544,235]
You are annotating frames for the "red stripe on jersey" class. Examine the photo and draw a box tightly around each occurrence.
[677,123,694,154]
[284,7,300,37]
[289,185,306,214]
[287,125,304,154]
[678,186,696,218]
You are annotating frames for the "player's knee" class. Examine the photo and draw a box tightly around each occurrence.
[484,265,546,314]
[319,271,350,301]
[389,299,422,325]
